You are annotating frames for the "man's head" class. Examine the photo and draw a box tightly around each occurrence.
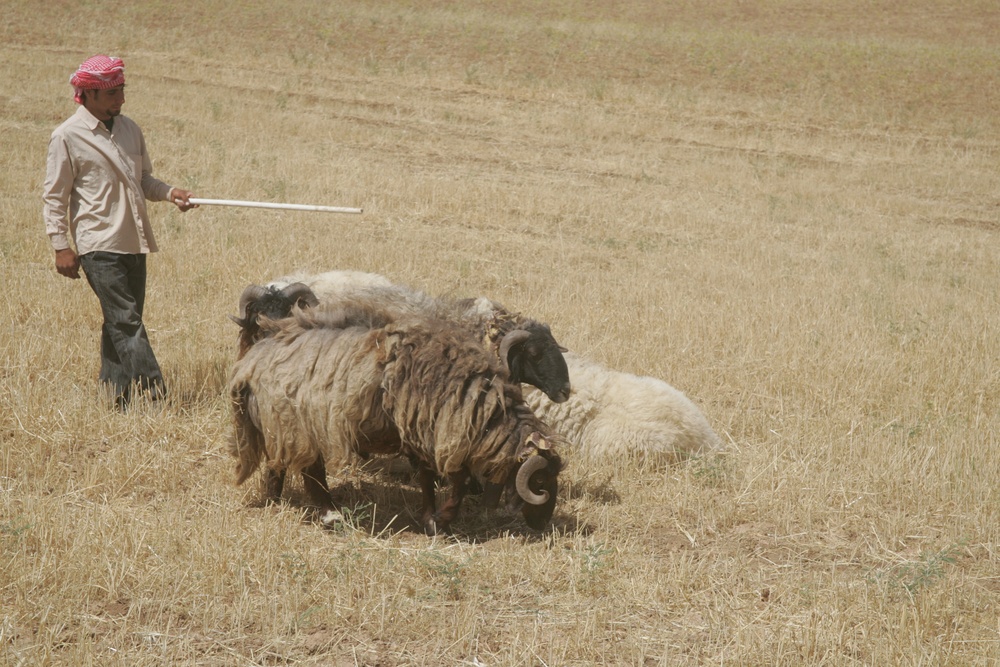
[70,55,126,119]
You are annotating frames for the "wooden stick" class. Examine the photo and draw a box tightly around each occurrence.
[187,197,363,214]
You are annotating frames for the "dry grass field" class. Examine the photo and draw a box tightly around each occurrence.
[2,1,999,664]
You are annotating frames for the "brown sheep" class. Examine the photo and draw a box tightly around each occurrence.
[227,301,563,535]
[264,271,571,403]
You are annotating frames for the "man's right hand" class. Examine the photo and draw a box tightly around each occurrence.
[55,248,80,279]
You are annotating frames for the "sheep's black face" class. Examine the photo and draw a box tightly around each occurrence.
[521,456,560,529]
[515,453,562,530]
[484,450,561,530]
[506,325,571,403]
[251,289,301,321]
[234,284,320,334]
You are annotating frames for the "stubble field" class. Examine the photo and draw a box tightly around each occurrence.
[2,1,999,665]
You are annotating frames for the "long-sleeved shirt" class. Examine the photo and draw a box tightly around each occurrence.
[43,105,174,255]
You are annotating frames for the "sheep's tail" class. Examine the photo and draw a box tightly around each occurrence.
[228,381,266,485]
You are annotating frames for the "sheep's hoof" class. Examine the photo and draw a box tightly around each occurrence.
[319,508,344,528]
[423,516,452,536]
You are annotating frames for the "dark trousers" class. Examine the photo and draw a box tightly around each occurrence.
[80,251,165,406]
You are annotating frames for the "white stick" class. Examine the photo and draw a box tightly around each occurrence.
[188,197,363,214]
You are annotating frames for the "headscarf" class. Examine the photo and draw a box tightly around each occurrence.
[70,55,125,104]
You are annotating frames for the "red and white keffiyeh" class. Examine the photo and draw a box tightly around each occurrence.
[70,55,125,104]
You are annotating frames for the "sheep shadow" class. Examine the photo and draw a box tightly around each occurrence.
[248,457,587,542]
[562,474,622,504]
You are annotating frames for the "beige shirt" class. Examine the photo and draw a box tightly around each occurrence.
[43,105,174,255]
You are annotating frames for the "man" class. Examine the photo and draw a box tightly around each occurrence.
[43,54,197,410]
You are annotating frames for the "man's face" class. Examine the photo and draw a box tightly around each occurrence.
[83,85,125,120]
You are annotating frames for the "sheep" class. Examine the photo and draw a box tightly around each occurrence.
[265,270,572,403]
[523,351,724,467]
[227,301,564,535]
[241,274,571,493]
[269,269,394,298]
[237,275,722,469]
[230,282,319,359]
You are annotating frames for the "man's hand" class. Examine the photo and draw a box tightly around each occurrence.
[55,248,80,279]
[169,188,199,212]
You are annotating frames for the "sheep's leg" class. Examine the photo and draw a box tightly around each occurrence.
[419,466,471,536]
[435,470,472,529]
[466,476,484,495]
[301,454,342,528]
[263,467,286,504]
[418,466,439,535]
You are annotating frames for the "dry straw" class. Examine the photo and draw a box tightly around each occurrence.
[3,0,998,664]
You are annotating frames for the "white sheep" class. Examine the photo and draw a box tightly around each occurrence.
[269,269,394,294]
[523,351,724,466]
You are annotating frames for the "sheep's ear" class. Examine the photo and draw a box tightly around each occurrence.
[517,432,550,461]
[228,314,246,327]
[558,345,568,353]
[516,443,538,462]
[527,431,551,450]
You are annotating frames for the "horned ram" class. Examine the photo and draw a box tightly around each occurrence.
[265,270,572,403]
[227,301,563,535]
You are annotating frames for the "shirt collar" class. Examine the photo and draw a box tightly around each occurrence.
[74,104,109,131]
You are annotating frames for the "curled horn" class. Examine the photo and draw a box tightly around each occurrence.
[497,329,531,372]
[236,284,269,321]
[515,455,550,505]
[279,282,319,309]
